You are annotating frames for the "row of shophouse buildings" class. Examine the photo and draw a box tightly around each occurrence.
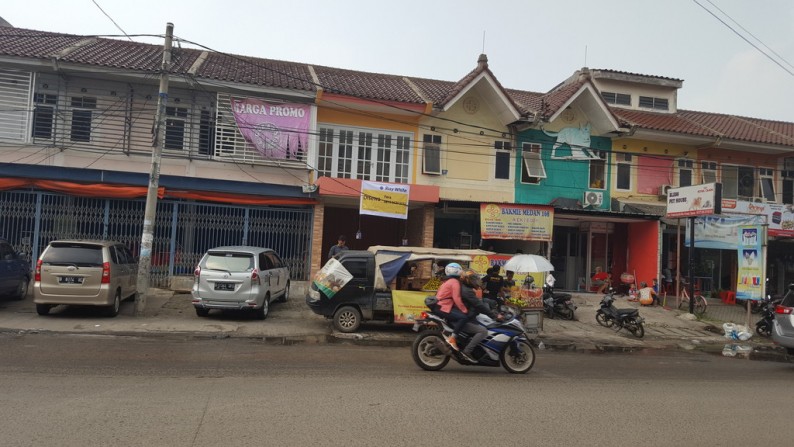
[1,25,793,294]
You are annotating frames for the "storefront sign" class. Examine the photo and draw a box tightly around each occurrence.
[229,97,310,160]
[666,183,722,218]
[685,215,765,249]
[721,200,794,238]
[392,290,431,324]
[736,225,765,301]
[359,181,410,219]
[480,204,553,241]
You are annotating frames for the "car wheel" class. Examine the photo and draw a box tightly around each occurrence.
[333,305,361,333]
[36,303,51,316]
[104,291,121,318]
[255,294,270,320]
[278,282,290,303]
[195,307,209,317]
[12,277,29,300]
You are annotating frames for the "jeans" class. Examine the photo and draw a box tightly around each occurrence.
[461,320,487,355]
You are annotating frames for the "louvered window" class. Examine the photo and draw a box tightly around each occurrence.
[601,91,631,106]
[0,69,32,142]
[639,96,669,110]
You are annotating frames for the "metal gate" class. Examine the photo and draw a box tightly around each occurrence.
[0,190,313,287]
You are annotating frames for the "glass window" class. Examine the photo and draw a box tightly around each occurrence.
[205,252,253,272]
[678,159,693,187]
[738,166,755,198]
[783,170,794,205]
[701,161,717,184]
[521,143,546,184]
[494,141,511,180]
[69,97,96,142]
[423,134,441,175]
[42,243,103,267]
[616,155,631,190]
[759,167,775,202]
[32,93,57,139]
[356,131,373,180]
[722,165,738,199]
[342,260,368,279]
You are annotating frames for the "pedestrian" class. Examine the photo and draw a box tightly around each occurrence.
[328,235,348,259]
[638,281,659,306]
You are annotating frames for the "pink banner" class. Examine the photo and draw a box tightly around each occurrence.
[230,97,310,160]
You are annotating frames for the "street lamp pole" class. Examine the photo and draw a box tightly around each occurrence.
[135,22,173,316]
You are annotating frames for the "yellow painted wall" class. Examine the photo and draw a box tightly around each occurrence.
[417,91,514,202]
[610,138,693,199]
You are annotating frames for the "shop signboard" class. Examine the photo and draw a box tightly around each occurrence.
[480,204,554,241]
[736,225,766,301]
[312,258,353,298]
[685,215,765,249]
[666,183,722,218]
[359,181,410,219]
[721,200,794,238]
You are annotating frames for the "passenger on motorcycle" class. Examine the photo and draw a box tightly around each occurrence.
[434,262,468,351]
[458,269,503,362]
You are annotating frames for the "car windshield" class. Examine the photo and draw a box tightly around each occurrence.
[205,252,254,272]
[42,243,103,267]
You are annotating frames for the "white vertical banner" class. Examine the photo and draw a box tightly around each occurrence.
[359,181,410,219]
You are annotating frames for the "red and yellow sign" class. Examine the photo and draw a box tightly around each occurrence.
[480,204,554,241]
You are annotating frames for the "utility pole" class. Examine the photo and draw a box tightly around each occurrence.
[135,22,173,316]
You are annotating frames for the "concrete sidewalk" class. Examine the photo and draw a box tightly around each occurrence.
[0,284,786,360]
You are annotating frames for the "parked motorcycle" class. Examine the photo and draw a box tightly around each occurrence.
[542,284,576,320]
[756,294,782,338]
[595,289,645,338]
[411,311,536,374]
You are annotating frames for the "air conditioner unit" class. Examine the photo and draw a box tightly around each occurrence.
[583,191,604,207]
[659,184,672,197]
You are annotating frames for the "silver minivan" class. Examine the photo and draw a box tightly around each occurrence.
[33,240,138,317]
[191,246,290,319]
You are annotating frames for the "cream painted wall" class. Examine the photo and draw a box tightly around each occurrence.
[593,79,677,112]
[417,91,514,203]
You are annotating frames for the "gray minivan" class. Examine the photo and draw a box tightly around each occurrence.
[191,246,289,319]
[33,240,138,317]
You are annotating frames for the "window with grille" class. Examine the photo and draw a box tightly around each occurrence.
[70,96,96,142]
[164,106,188,150]
[701,161,717,184]
[678,158,693,187]
[423,134,441,175]
[638,96,669,110]
[601,91,631,106]
[759,167,775,202]
[198,108,215,156]
[494,140,511,180]
[0,68,32,142]
[32,93,57,140]
[520,143,545,184]
[316,124,412,182]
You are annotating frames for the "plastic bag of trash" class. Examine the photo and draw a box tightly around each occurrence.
[722,344,737,357]
[723,323,752,341]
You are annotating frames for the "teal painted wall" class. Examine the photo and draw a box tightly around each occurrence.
[515,129,612,207]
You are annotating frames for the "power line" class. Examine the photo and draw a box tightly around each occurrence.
[693,0,794,77]
[91,0,133,42]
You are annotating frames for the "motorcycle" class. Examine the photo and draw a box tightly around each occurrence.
[411,310,536,374]
[542,284,576,320]
[595,289,645,338]
[755,295,778,338]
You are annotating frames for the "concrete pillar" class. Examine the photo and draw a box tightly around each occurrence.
[310,201,325,279]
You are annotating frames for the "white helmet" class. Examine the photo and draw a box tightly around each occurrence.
[444,262,463,277]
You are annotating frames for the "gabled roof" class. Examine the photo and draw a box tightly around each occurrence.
[0,27,792,148]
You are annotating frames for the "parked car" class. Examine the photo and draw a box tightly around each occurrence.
[0,238,31,300]
[33,240,138,317]
[772,283,794,359]
[192,246,289,319]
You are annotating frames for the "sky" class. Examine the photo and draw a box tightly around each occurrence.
[3,0,793,122]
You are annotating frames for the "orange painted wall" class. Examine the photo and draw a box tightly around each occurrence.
[627,220,660,286]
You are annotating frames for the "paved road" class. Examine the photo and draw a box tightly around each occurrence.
[1,333,791,447]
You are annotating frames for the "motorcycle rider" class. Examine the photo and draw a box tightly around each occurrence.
[458,268,503,362]
[434,262,468,351]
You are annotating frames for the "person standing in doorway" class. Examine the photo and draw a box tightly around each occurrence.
[328,235,348,259]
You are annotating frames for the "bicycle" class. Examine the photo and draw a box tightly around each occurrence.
[677,283,708,316]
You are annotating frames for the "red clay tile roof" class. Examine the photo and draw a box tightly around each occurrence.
[591,68,683,83]
[613,108,794,147]
[1,27,792,148]
[312,64,424,103]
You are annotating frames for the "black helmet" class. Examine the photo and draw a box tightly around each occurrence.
[460,269,482,289]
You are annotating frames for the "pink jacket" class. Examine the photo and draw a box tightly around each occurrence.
[436,278,467,314]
